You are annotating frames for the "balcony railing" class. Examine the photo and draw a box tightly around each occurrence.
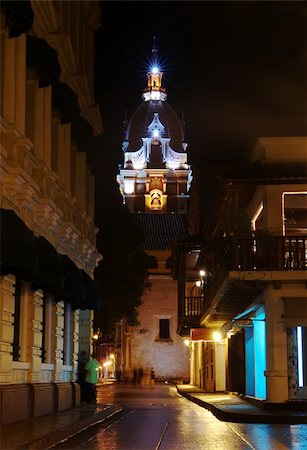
[184,296,204,317]
[232,236,307,271]
[203,235,307,305]
[178,236,307,326]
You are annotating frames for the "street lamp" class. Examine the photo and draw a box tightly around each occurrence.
[92,329,101,355]
[196,269,207,295]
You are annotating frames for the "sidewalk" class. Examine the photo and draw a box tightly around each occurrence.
[1,393,122,450]
[176,384,307,424]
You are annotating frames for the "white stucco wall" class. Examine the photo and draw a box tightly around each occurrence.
[130,275,190,381]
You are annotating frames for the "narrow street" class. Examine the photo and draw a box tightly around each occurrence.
[52,384,307,450]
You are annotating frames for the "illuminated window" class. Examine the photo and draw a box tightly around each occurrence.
[150,190,162,210]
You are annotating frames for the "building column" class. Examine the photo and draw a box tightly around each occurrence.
[3,34,26,132]
[71,309,80,381]
[264,286,288,402]
[79,309,93,358]
[0,275,15,383]
[24,286,43,382]
[51,301,64,382]
[190,341,195,385]
[215,340,226,391]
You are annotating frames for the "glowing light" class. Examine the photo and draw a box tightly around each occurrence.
[199,270,206,277]
[297,326,304,387]
[153,129,159,137]
[196,280,201,288]
[103,361,113,367]
[151,91,161,100]
[110,354,115,359]
[167,161,180,170]
[184,339,190,346]
[152,66,159,74]
[124,180,134,194]
[213,331,222,342]
[251,202,264,232]
[133,162,144,170]
[93,333,98,340]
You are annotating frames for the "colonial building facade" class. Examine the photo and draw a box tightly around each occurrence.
[116,44,191,382]
[0,1,102,424]
[173,136,307,404]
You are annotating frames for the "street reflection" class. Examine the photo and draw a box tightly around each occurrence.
[53,385,307,450]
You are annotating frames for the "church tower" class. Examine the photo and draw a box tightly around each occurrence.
[117,41,191,215]
[117,42,191,382]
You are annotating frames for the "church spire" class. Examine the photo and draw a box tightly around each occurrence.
[143,38,167,102]
[152,36,158,66]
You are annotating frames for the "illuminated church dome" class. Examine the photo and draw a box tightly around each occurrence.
[124,101,185,153]
[117,41,192,214]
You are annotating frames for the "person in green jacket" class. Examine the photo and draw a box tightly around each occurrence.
[85,353,100,404]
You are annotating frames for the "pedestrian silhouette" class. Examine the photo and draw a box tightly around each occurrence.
[138,367,144,384]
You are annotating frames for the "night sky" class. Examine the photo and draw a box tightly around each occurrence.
[92,1,306,229]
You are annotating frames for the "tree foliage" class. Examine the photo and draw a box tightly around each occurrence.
[94,204,151,333]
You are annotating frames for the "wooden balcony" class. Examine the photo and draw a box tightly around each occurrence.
[178,296,204,336]
[177,236,307,334]
[204,235,307,293]
[184,296,204,316]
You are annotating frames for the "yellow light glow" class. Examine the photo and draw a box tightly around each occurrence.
[184,339,190,346]
[199,269,206,277]
[93,334,98,340]
[251,201,264,232]
[196,280,201,287]
[110,354,115,359]
[103,361,112,367]
[213,331,222,342]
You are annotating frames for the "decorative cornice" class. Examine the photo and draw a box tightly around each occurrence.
[1,121,100,274]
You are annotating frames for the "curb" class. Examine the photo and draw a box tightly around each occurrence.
[177,388,307,424]
[15,405,123,450]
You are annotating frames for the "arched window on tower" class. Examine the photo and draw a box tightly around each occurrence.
[150,189,163,211]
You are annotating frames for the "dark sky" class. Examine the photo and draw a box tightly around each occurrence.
[92,1,306,225]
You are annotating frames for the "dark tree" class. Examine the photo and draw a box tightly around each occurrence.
[94,203,151,334]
